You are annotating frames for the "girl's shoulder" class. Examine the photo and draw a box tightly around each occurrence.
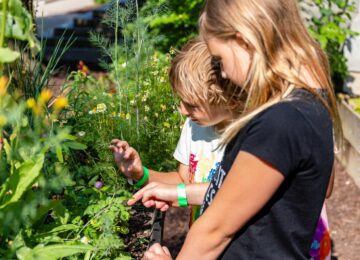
[252,88,331,130]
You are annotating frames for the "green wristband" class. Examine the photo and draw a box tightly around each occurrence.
[134,166,149,188]
[177,183,188,207]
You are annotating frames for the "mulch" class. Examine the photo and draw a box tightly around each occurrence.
[162,160,360,260]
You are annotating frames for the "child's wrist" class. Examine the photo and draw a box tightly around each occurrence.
[133,168,144,182]
[134,166,149,188]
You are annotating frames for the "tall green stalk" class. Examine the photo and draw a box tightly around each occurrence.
[0,0,8,75]
[135,0,140,143]
[114,0,123,139]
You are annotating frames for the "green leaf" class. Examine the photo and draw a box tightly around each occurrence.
[0,154,44,208]
[16,244,93,260]
[0,47,20,63]
[55,145,64,163]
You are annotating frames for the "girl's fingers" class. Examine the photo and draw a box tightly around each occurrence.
[162,246,171,256]
[142,250,156,260]
[154,201,168,209]
[127,183,158,205]
[149,243,164,254]
[160,204,170,212]
[143,200,156,208]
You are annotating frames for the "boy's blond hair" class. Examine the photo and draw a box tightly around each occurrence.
[169,37,244,112]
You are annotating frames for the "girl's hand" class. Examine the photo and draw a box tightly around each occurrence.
[143,243,172,260]
[109,139,143,181]
[127,182,179,211]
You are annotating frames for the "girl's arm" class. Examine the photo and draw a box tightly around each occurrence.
[325,162,335,198]
[127,182,210,209]
[177,151,284,259]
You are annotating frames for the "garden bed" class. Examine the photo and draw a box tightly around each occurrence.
[123,207,163,259]
[336,98,360,188]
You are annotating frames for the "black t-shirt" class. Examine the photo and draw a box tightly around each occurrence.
[201,89,334,259]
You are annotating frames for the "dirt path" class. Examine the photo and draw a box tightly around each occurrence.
[162,160,360,259]
[327,161,360,260]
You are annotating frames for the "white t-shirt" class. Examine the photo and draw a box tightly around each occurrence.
[173,118,225,184]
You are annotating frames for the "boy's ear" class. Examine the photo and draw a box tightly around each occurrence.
[235,32,251,51]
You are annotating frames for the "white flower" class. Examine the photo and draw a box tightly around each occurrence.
[144,105,150,112]
[80,236,90,244]
[96,103,107,113]
[142,95,148,102]
[88,110,94,115]
[144,116,148,122]
[122,62,127,68]
[78,131,86,137]
[130,100,135,105]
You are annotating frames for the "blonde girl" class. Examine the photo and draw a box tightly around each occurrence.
[129,0,339,259]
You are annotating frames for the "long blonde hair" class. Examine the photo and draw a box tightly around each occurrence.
[200,0,342,146]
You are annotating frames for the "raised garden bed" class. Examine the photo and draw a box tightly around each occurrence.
[336,98,360,188]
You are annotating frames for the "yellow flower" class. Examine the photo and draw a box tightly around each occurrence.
[54,96,68,111]
[0,115,7,127]
[163,122,171,128]
[32,105,42,116]
[0,76,8,96]
[38,89,53,104]
[169,47,176,55]
[118,112,126,119]
[26,98,36,108]
[125,113,131,120]
[160,104,166,112]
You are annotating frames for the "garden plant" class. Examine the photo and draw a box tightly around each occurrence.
[1,0,181,259]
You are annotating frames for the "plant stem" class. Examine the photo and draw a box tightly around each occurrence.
[0,0,9,75]
[114,0,123,139]
[135,0,140,144]
[0,0,8,48]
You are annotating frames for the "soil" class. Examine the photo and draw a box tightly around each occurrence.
[162,160,360,260]
[122,205,154,259]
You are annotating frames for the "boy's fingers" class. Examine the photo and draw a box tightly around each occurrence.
[124,147,137,160]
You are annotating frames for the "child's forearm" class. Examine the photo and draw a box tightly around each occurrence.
[147,170,185,184]
[143,163,189,185]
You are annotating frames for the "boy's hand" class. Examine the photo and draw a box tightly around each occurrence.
[127,182,179,212]
[109,139,143,181]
